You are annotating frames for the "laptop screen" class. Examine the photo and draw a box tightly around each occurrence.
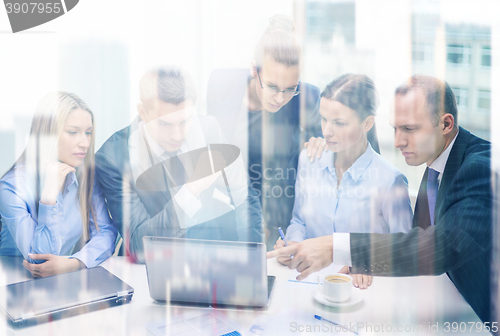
[143,237,268,307]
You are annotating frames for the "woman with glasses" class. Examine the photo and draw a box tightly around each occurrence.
[207,15,322,232]
[0,92,117,277]
[273,74,413,289]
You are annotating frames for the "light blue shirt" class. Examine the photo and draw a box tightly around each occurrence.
[286,144,412,242]
[0,165,118,267]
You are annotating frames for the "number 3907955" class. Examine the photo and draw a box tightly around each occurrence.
[5,3,62,14]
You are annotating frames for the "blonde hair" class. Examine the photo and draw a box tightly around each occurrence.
[6,92,97,241]
[254,14,302,68]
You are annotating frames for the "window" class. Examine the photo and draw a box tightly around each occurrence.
[447,44,471,65]
[412,43,433,63]
[481,46,491,67]
[452,87,468,109]
[477,90,491,113]
[306,2,355,45]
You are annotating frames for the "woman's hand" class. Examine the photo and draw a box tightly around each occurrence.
[40,162,76,205]
[23,254,85,278]
[273,239,297,266]
[304,137,328,162]
[338,265,373,290]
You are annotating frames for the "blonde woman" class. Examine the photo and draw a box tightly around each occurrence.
[0,92,117,277]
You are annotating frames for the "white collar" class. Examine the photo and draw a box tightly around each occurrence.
[428,129,459,174]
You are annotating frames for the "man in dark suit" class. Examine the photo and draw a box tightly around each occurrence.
[96,66,263,263]
[268,75,496,324]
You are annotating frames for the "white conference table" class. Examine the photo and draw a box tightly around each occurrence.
[0,256,484,335]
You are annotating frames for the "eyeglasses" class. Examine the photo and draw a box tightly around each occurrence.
[257,70,300,97]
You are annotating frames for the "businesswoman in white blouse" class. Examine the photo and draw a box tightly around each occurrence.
[274,74,413,288]
[0,92,117,277]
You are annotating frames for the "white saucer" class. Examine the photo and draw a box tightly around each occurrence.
[312,288,363,307]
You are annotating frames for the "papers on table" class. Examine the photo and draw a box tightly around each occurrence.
[144,310,242,336]
[248,308,357,335]
[288,264,344,285]
[249,308,316,336]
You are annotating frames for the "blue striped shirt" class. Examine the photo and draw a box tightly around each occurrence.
[0,165,117,267]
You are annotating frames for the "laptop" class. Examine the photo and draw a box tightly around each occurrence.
[143,237,275,308]
[0,266,134,327]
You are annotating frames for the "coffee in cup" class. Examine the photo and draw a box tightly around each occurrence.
[325,275,350,283]
[318,273,352,302]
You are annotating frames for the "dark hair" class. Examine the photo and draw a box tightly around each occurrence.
[254,14,301,68]
[395,75,458,128]
[321,74,380,154]
[140,65,197,106]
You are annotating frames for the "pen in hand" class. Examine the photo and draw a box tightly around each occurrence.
[278,227,288,246]
[277,227,293,259]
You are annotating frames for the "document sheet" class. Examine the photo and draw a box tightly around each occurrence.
[287,264,344,285]
[144,310,241,336]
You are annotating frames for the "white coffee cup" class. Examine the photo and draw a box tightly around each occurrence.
[318,273,352,302]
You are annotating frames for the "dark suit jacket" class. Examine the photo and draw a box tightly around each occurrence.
[95,115,263,263]
[350,127,495,323]
[206,68,322,228]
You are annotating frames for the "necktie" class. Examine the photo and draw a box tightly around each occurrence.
[161,153,188,188]
[427,168,439,226]
[160,153,188,238]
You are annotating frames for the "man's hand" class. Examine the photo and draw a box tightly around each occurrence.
[23,254,85,278]
[267,236,333,280]
[273,239,297,266]
[186,150,226,198]
[338,265,373,290]
[304,137,328,163]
